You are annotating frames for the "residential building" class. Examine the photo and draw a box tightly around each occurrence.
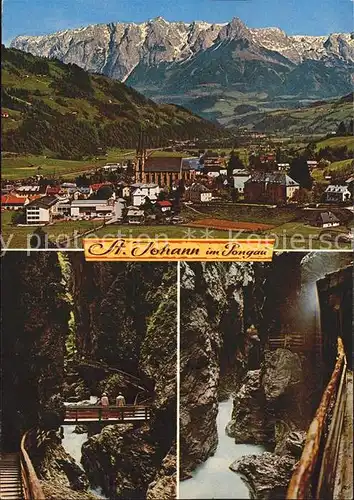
[45,185,61,196]
[114,198,127,220]
[325,185,352,203]
[127,206,145,224]
[1,195,28,210]
[185,183,213,203]
[310,211,340,228]
[57,199,71,217]
[89,182,114,195]
[156,200,172,212]
[132,184,161,206]
[244,172,300,204]
[233,169,251,193]
[277,163,290,171]
[25,196,59,224]
[16,185,41,195]
[70,199,116,219]
[307,160,318,170]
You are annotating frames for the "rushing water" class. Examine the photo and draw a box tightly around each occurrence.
[62,397,107,499]
[179,398,265,499]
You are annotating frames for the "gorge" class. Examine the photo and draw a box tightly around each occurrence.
[179,253,352,499]
[1,253,177,499]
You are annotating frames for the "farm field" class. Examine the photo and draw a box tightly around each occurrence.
[1,155,105,180]
[315,136,354,152]
[1,148,216,181]
[2,214,352,249]
[181,204,299,226]
[185,218,275,231]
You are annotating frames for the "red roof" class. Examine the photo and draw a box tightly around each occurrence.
[90,183,112,191]
[46,186,61,195]
[157,200,172,207]
[1,195,27,205]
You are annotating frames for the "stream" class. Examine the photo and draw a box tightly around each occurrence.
[179,398,265,499]
[62,397,107,499]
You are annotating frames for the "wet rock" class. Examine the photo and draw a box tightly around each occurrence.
[35,439,90,493]
[273,420,306,458]
[262,349,302,402]
[81,423,160,499]
[146,445,176,500]
[226,370,272,443]
[74,425,88,434]
[230,452,297,500]
[40,481,98,500]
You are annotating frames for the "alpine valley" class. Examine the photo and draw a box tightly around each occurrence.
[11,17,354,127]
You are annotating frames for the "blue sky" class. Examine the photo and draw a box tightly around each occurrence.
[3,0,353,45]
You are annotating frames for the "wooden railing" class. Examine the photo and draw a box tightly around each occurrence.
[286,337,347,500]
[64,404,151,423]
[268,333,321,353]
[20,430,45,500]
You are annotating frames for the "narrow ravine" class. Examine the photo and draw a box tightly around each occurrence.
[179,398,265,499]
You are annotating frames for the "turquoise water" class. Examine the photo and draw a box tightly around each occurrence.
[179,398,265,499]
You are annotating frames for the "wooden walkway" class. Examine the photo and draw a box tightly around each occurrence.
[0,453,23,500]
[64,405,151,424]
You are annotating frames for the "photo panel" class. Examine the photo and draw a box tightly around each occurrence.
[1,252,177,500]
[179,253,353,500]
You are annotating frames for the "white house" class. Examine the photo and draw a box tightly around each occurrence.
[325,185,352,203]
[233,169,251,193]
[127,206,145,224]
[277,163,290,171]
[132,184,161,206]
[307,160,318,170]
[57,198,71,217]
[25,196,59,224]
[70,199,116,219]
[114,198,126,220]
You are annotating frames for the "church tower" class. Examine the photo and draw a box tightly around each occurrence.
[135,129,147,183]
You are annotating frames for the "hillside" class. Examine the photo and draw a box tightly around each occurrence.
[10,17,354,126]
[1,46,225,159]
[235,94,354,134]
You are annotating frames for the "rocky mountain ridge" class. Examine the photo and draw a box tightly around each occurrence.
[11,17,354,82]
[11,17,354,125]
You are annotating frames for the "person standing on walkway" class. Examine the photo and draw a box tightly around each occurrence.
[116,392,126,406]
[101,392,109,419]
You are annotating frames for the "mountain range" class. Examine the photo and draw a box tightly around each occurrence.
[10,17,354,126]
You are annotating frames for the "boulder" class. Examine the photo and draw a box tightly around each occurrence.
[226,370,272,443]
[81,423,160,499]
[230,452,297,500]
[262,349,303,402]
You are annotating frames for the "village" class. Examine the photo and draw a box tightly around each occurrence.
[1,133,354,247]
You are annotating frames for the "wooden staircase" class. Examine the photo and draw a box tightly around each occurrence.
[0,453,23,499]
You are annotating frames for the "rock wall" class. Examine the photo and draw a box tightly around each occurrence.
[1,251,69,451]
